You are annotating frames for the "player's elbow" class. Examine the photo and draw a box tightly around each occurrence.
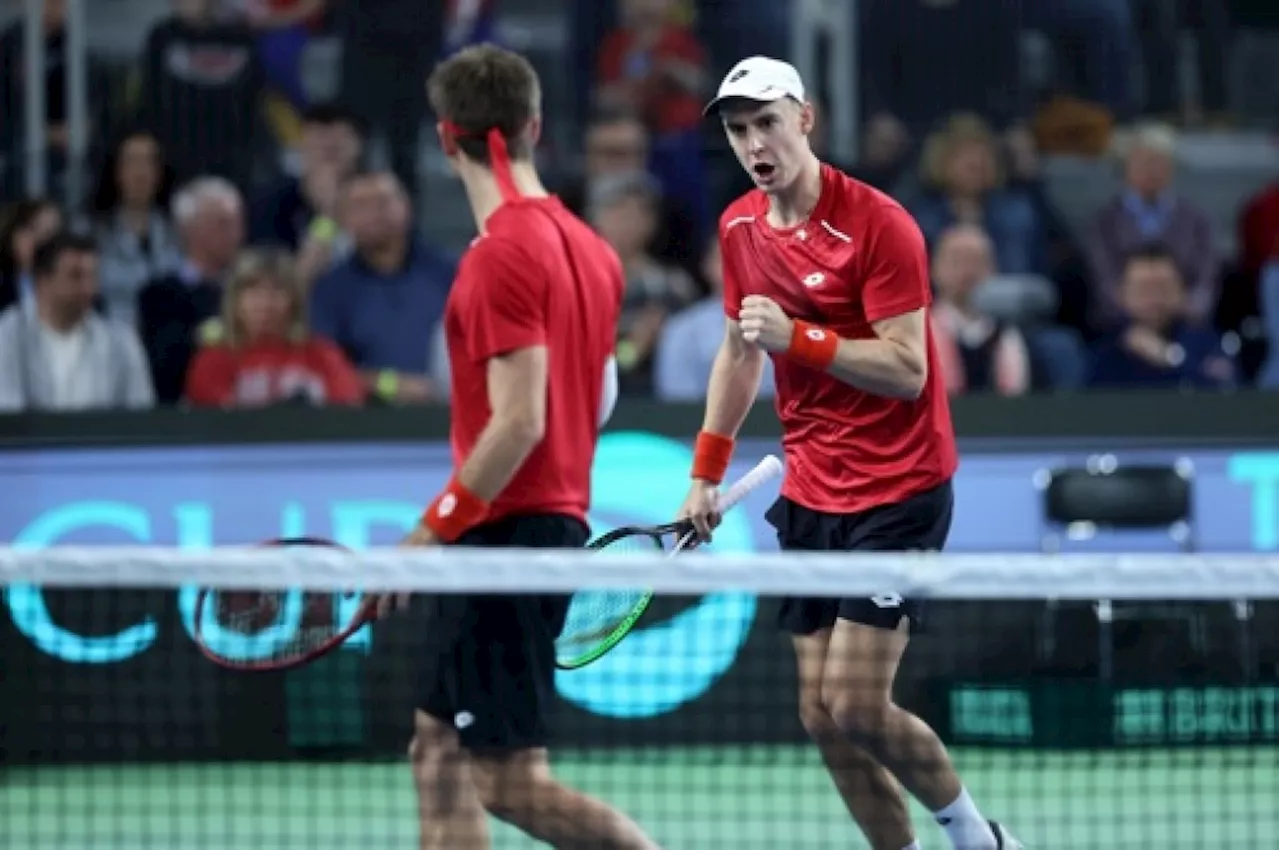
[894,369,926,401]
[502,408,546,448]
[889,353,927,401]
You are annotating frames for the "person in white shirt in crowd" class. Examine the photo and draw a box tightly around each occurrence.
[0,232,154,412]
[654,238,775,401]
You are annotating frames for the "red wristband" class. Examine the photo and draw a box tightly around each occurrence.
[422,476,490,543]
[787,320,839,371]
[692,431,735,485]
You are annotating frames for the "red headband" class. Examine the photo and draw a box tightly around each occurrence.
[441,121,520,203]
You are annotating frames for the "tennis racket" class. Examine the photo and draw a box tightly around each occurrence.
[193,537,370,672]
[555,454,784,670]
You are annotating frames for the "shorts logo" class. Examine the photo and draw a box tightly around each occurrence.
[437,494,457,517]
[806,328,827,342]
[454,711,474,730]
[870,592,903,608]
[729,69,749,83]
[802,272,824,288]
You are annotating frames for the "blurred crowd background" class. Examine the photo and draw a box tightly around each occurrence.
[0,0,1276,414]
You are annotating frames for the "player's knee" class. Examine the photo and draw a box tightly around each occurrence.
[471,758,554,827]
[473,779,525,824]
[797,690,836,741]
[823,691,892,746]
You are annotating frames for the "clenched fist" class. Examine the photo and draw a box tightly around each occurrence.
[738,295,794,352]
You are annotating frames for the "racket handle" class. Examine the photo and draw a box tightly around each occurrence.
[715,454,783,513]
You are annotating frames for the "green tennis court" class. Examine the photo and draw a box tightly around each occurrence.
[3,745,1275,849]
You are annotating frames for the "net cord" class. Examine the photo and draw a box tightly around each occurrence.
[0,548,1275,599]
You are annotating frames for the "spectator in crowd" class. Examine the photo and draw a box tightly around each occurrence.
[308,171,453,405]
[560,108,699,269]
[241,0,327,112]
[654,238,774,401]
[1133,0,1232,125]
[595,0,709,231]
[338,0,444,199]
[907,114,1047,276]
[0,199,63,312]
[137,176,245,404]
[929,224,1031,397]
[591,171,698,396]
[848,113,913,197]
[1002,123,1092,333]
[1085,123,1218,330]
[89,130,182,327]
[1218,176,1278,380]
[1011,0,1136,121]
[1259,262,1279,389]
[0,233,153,412]
[140,0,264,189]
[860,0,1023,138]
[251,103,364,284]
[185,247,361,407]
[1238,178,1279,282]
[595,0,706,138]
[1089,245,1235,390]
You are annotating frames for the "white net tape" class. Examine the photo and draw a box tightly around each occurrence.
[0,547,1276,599]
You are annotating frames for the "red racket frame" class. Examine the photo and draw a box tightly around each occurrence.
[192,537,372,672]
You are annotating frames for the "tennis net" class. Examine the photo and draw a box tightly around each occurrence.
[1,547,1277,850]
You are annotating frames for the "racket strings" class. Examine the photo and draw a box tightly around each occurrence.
[210,590,350,661]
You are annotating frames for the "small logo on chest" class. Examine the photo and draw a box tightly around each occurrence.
[802,272,825,288]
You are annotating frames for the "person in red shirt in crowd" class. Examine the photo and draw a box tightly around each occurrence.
[1238,180,1278,281]
[370,45,658,850]
[679,57,1023,850]
[184,248,361,407]
[595,0,706,136]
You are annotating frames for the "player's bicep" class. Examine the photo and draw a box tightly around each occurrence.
[486,345,548,441]
[870,308,928,372]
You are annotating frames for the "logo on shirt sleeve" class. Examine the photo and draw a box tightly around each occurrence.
[802,272,825,288]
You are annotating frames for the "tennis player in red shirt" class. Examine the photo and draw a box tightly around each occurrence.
[680,57,1023,850]
[374,45,659,850]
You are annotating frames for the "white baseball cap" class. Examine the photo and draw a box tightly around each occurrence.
[703,56,807,116]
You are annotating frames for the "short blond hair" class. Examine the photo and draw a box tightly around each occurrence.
[1117,120,1178,160]
[220,248,307,349]
[919,113,1004,192]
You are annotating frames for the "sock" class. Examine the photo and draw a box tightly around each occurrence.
[934,787,996,850]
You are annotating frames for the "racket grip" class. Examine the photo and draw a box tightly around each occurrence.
[715,455,783,513]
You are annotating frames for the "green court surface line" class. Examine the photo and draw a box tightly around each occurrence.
[3,746,1276,849]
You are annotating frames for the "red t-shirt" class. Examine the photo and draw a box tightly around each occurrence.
[185,337,363,408]
[444,197,623,523]
[1239,181,1278,276]
[719,164,958,514]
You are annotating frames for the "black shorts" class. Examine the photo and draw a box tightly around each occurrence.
[416,513,588,752]
[769,480,953,635]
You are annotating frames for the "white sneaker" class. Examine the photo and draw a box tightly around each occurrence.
[989,821,1024,849]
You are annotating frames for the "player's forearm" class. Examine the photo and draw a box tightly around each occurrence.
[702,338,764,439]
[455,413,544,503]
[825,336,926,400]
